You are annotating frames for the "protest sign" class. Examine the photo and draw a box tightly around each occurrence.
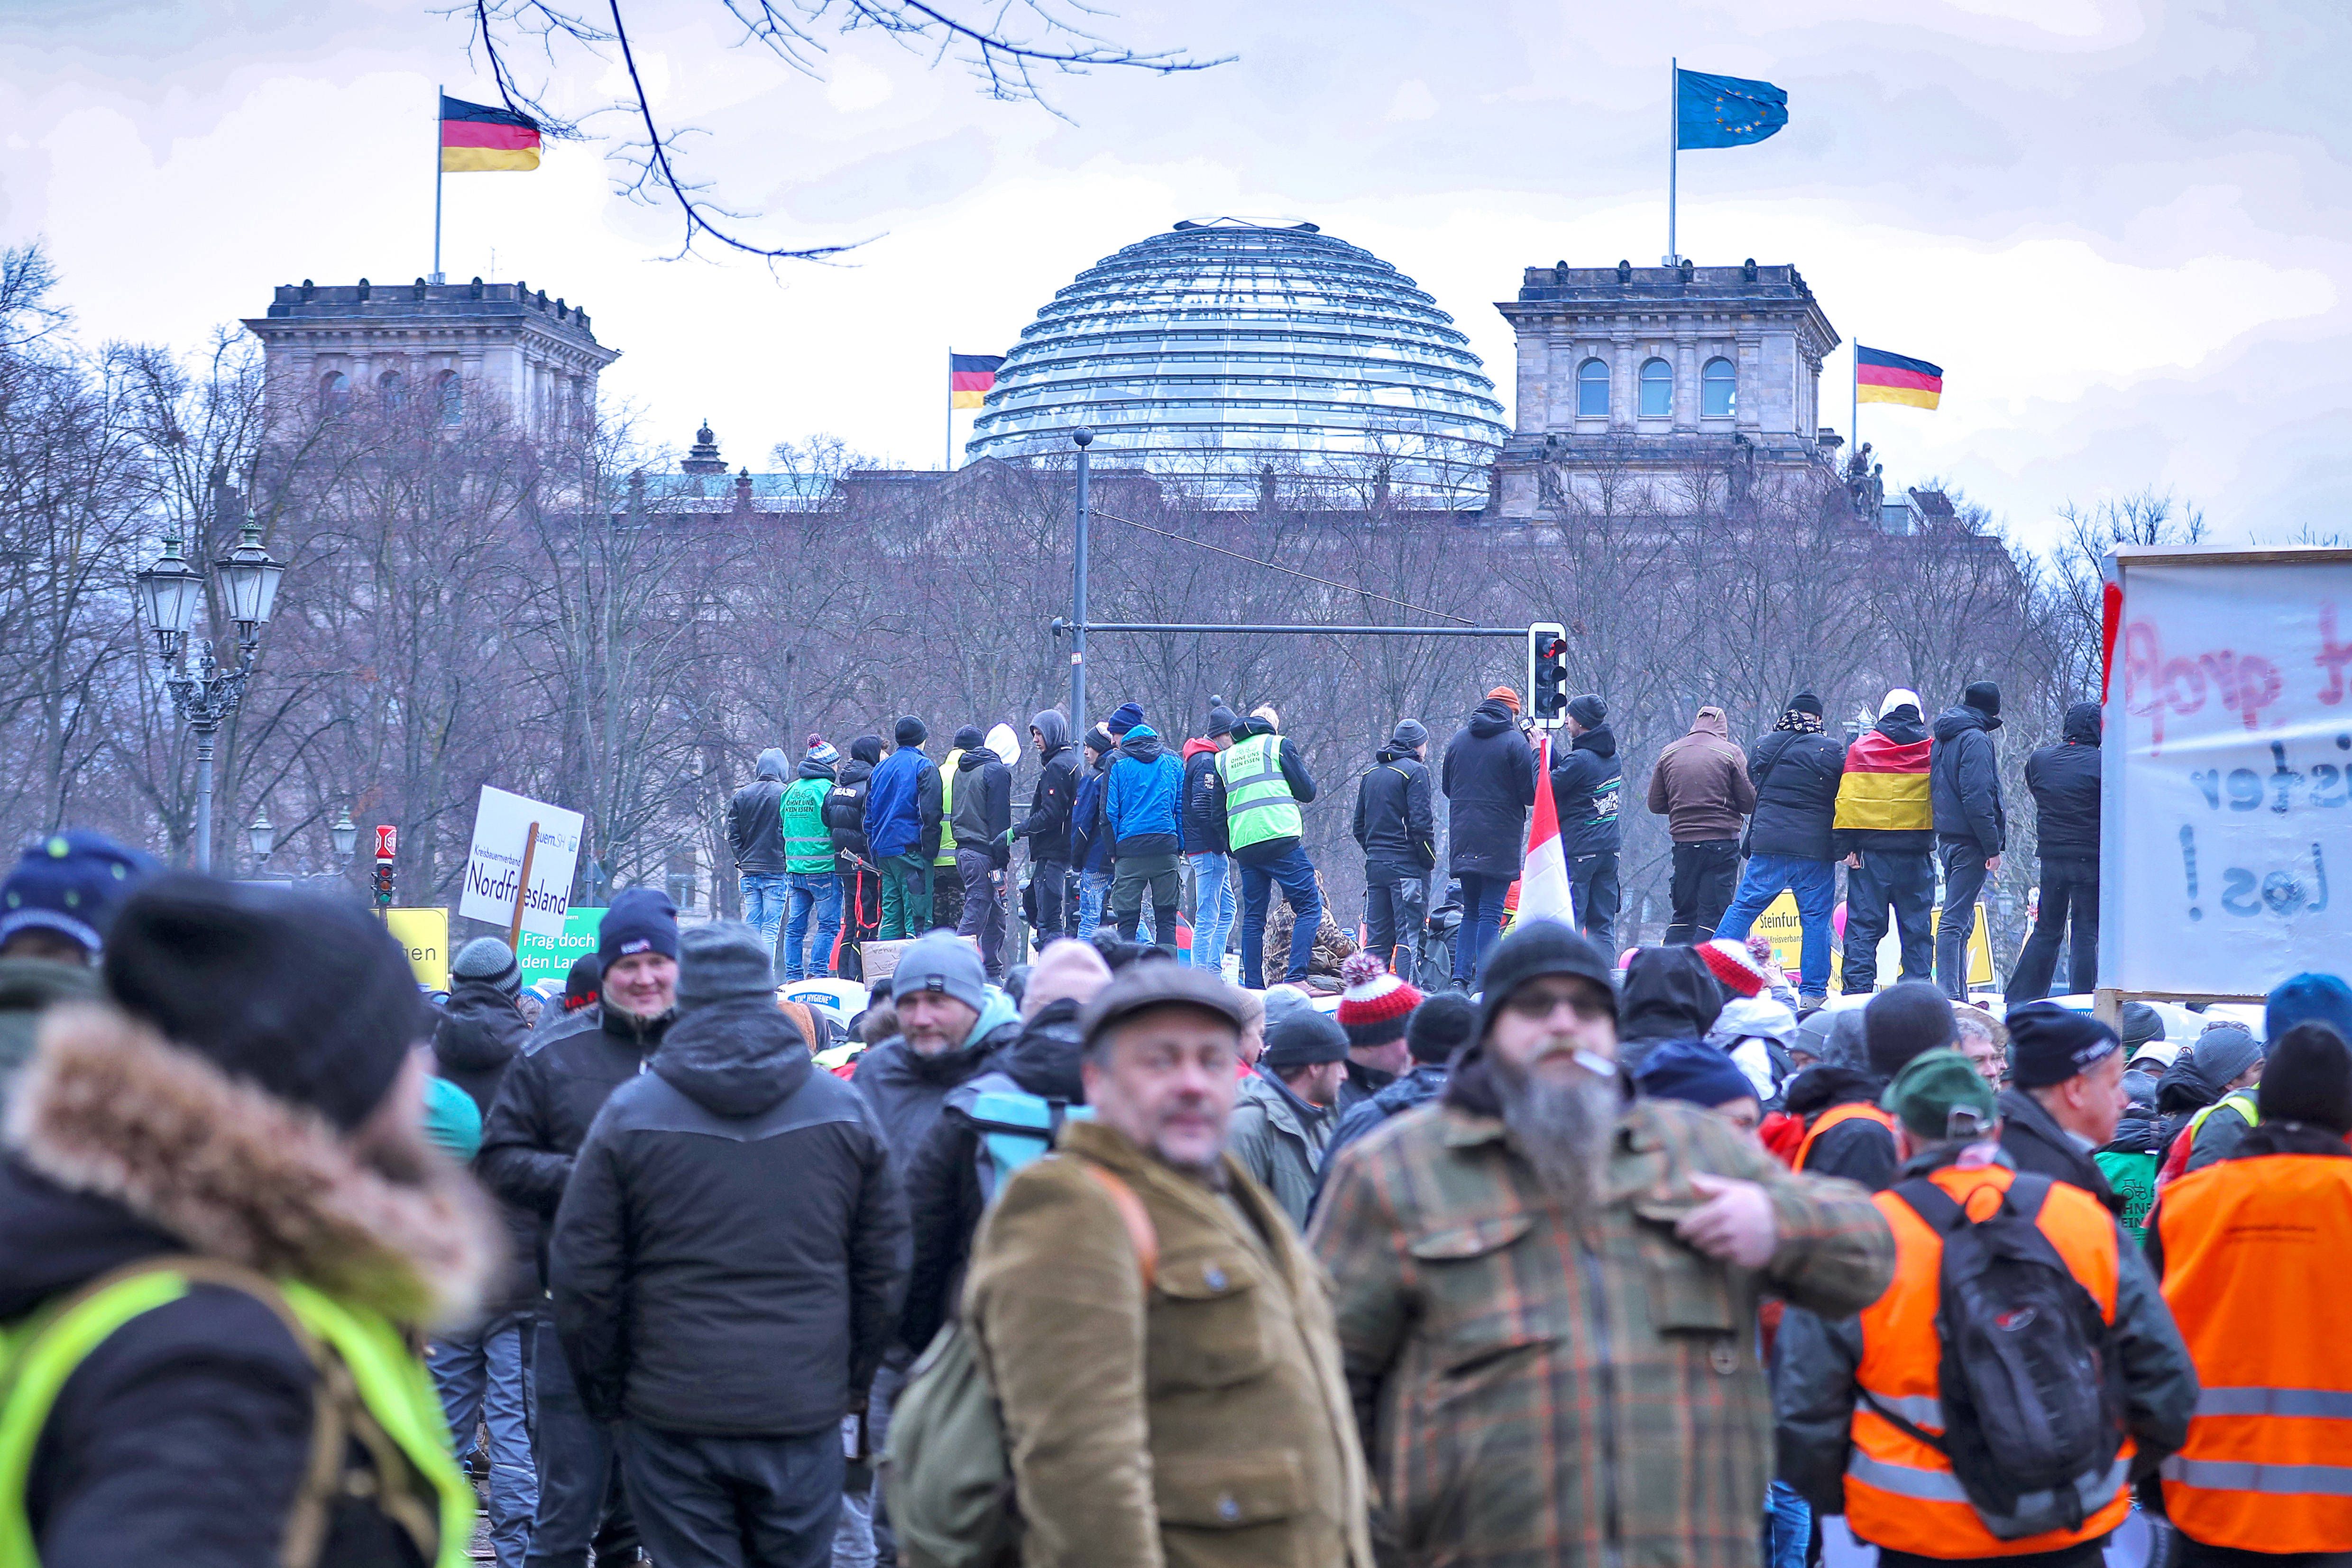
[519,906,606,991]
[2103,549,2352,997]
[383,907,449,990]
[460,786,584,944]
[1759,892,1992,990]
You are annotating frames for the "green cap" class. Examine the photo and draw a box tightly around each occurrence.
[1881,1048,1999,1142]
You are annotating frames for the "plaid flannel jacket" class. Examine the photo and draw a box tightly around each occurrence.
[1310,1084,1894,1568]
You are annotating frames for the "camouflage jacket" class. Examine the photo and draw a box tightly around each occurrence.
[1310,1053,1895,1568]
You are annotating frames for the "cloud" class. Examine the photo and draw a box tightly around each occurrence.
[1386,79,1438,122]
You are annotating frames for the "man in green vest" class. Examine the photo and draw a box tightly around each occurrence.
[1216,704,1323,989]
[781,738,843,982]
[0,873,495,1567]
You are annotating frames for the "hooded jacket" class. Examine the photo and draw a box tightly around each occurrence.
[1441,699,1538,878]
[1744,725,1847,862]
[825,738,883,860]
[1996,1084,2124,1213]
[1548,724,1623,858]
[0,1004,496,1568]
[1616,945,1726,1070]
[1226,1064,1335,1229]
[1831,708,1935,857]
[1646,708,1756,843]
[1069,743,1117,874]
[432,981,540,1314]
[897,996,1086,1353]
[783,755,838,876]
[1014,711,1083,863]
[1353,742,1436,871]
[551,994,908,1435]
[851,993,1022,1173]
[1930,703,2006,853]
[1179,738,1229,854]
[864,740,943,862]
[727,749,793,874]
[950,744,1014,869]
[2026,701,2102,862]
[1103,724,1184,855]
[1782,1064,1899,1192]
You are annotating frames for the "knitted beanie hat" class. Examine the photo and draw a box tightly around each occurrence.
[451,935,522,997]
[1696,937,1768,1000]
[1336,951,1423,1048]
[1485,686,1522,715]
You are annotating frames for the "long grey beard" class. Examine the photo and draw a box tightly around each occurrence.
[1494,1064,1619,1209]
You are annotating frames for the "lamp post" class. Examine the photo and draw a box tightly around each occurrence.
[247,808,275,865]
[133,469,286,874]
[331,809,358,861]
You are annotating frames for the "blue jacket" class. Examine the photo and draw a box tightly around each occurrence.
[1103,725,1184,856]
[1069,752,1115,874]
[863,746,942,861]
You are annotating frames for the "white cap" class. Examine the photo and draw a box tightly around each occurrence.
[985,722,1021,768]
[1879,688,1922,718]
[2129,1040,2182,1069]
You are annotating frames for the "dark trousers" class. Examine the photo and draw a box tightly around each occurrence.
[955,849,1005,976]
[1937,837,1993,999]
[1664,839,1739,944]
[1238,845,1321,988]
[877,854,932,940]
[1363,861,1429,983]
[1842,848,1935,994]
[525,1317,637,1568]
[1452,872,1510,985]
[1111,851,1181,954]
[620,1422,843,1568]
[1570,852,1620,952]
[929,857,965,934]
[834,858,881,979]
[2007,857,2098,1003]
[1029,857,1069,944]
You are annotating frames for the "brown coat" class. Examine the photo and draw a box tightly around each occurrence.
[1645,707,1756,843]
[964,1118,1373,1568]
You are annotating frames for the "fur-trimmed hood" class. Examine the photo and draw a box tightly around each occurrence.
[2,1003,499,1329]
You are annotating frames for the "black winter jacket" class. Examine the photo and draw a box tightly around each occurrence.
[2026,702,2102,862]
[851,1026,1015,1173]
[478,1004,671,1285]
[727,750,792,874]
[432,983,540,1313]
[1441,701,1537,879]
[1015,728,1083,864]
[1997,1085,2123,1214]
[1930,705,2006,853]
[1783,1066,1898,1191]
[552,996,908,1435]
[1180,741,1229,854]
[1616,946,1725,1071]
[897,999,1084,1353]
[825,738,883,861]
[1744,728,1847,862]
[1313,1061,1449,1214]
[1549,725,1623,857]
[950,748,1014,868]
[1353,745,1436,871]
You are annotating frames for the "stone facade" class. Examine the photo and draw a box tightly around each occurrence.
[242,277,619,441]
[1490,260,1845,519]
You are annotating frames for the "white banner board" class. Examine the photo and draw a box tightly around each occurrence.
[460,786,585,941]
[2105,555,2352,996]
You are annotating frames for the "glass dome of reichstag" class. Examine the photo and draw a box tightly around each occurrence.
[965,218,1508,506]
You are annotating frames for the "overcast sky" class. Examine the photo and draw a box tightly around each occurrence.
[6,0,2344,546]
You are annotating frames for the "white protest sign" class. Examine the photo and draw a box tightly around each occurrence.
[460,786,585,942]
[2104,553,2352,997]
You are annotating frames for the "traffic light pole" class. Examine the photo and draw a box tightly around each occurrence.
[1059,624,1527,638]
[1069,430,1091,734]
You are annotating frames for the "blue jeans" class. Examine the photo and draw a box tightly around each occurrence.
[1186,852,1234,972]
[1238,846,1321,988]
[430,1311,539,1568]
[1717,853,1838,996]
[739,871,790,979]
[1077,866,1112,940]
[1453,872,1509,987]
[781,871,840,982]
[1763,1478,1810,1568]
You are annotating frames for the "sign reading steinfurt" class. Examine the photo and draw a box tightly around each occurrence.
[460,785,584,943]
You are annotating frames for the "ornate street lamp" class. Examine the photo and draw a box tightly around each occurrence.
[331,809,358,860]
[134,469,287,874]
[247,808,275,862]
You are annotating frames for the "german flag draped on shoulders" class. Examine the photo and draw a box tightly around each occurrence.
[1833,688,1934,856]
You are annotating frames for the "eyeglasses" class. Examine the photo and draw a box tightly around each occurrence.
[1504,983,1610,1023]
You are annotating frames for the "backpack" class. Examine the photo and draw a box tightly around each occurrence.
[965,1089,1092,1203]
[1864,1174,2126,1540]
[882,1161,1157,1568]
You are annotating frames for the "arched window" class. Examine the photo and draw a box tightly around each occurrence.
[1576,357,1611,418]
[1638,357,1673,419]
[318,370,350,415]
[1702,357,1736,418]
[436,370,463,426]
[377,369,405,409]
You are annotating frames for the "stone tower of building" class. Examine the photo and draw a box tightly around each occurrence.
[242,277,619,440]
[1490,259,1842,520]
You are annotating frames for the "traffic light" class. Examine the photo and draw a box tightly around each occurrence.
[373,856,395,908]
[1527,622,1570,728]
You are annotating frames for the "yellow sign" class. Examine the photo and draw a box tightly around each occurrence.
[383,907,450,990]
[1752,893,1994,990]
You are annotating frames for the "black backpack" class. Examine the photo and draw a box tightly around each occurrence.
[1864,1174,2127,1540]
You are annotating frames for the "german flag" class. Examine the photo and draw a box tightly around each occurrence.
[1856,345,1942,410]
[1832,727,1933,834]
[950,353,1004,410]
[441,94,542,174]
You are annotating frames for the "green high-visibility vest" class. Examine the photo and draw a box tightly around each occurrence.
[1216,732,1302,852]
[0,1260,475,1568]
[781,776,834,875]
[937,751,962,867]
[2186,1091,2260,1143]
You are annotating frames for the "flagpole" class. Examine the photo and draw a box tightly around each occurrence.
[432,84,445,284]
[1851,345,1859,472]
[945,352,953,471]
[1666,58,1678,264]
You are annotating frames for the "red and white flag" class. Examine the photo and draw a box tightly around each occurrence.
[1517,734,1578,932]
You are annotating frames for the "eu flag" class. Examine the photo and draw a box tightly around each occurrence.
[1676,68,1788,150]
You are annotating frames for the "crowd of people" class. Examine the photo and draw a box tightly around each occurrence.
[0,672,2343,1568]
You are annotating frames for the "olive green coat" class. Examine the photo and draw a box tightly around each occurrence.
[964,1117,1373,1568]
[0,957,97,1110]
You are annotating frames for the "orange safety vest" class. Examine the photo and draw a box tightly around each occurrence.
[1794,1101,1897,1174]
[1846,1162,2131,1559]
[2156,1154,2352,1553]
